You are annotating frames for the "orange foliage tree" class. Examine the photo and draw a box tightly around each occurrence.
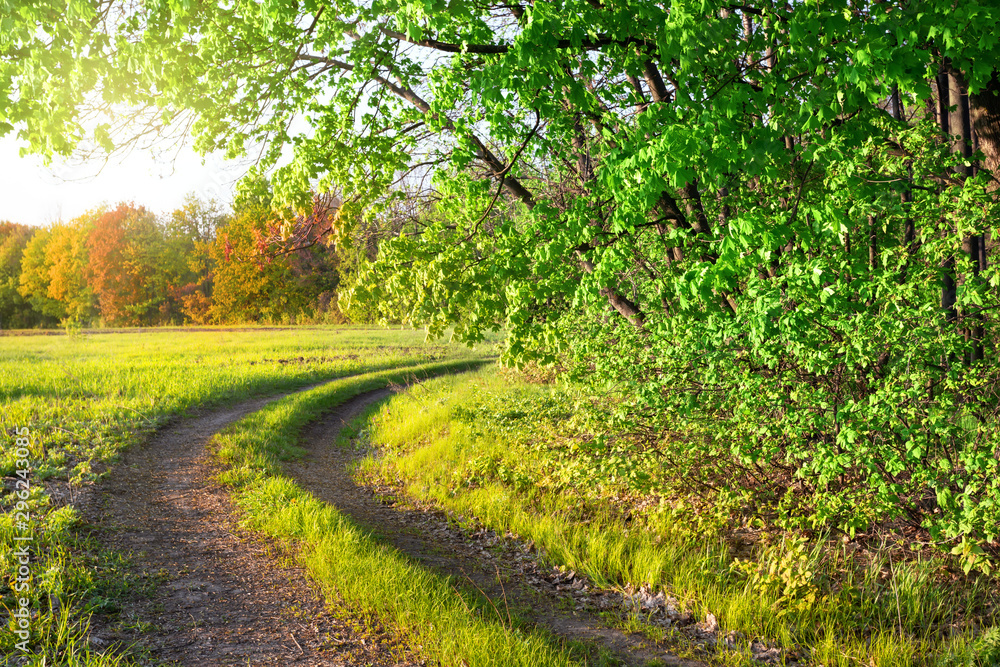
[210,193,339,324]
[86,203,165,326]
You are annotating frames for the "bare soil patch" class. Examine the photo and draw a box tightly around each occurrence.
[80,391,423,666]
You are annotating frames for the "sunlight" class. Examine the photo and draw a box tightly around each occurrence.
[0,134,243,225]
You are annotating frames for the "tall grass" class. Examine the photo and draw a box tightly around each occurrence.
[360,369,1000,667]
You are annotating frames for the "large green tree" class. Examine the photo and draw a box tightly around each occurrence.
[9,0,1000,565]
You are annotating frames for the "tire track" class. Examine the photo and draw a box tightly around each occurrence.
[286,391,703,667]
[81,388,421,666]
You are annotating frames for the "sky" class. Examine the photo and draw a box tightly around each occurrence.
[0,133,249,226]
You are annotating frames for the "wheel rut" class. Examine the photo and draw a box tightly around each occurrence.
[286,389,703,667]
[82,387,421,666]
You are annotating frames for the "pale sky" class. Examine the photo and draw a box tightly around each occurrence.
[0,134,248,226]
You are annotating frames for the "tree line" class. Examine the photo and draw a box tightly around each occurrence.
[0,191,346,329]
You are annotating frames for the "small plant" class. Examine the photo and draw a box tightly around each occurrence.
[729,536,825,617]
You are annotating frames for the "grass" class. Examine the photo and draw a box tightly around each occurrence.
[211,362,579,667]
[356,368,1000,667]
[1,326,490,665]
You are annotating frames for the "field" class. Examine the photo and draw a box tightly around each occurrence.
[0,327,491,664]
[1,328,999,667]
[8,3,1000,666]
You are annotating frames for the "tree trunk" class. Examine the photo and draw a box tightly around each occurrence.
[951,68,984,361]
[937,62,957,326]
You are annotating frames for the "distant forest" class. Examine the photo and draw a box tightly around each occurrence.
[0,190,349,329]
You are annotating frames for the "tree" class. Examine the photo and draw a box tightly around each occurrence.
[86,203,167,325]
[0,0,124,158]
[162,195,228,324]
[210,193,338,323]
[16,0,1000,564]
[0,222,51,329]
[19,218,95,324]
[67,0,998,337]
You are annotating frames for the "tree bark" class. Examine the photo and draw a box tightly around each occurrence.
[937,62,957,326]
[891,85,916,271]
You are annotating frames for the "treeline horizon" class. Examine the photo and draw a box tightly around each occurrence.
[0,187,352,330]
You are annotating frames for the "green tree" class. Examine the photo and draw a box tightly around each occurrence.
[0,0,120,158]
[14,0,1000,565]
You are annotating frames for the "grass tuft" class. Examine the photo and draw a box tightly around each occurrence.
[358,368,1000,667]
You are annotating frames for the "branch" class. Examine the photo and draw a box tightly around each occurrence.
[464,111,541,240]
[378,26,652,55]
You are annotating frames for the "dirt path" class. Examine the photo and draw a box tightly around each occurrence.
[286,391,703,667]
[81,390,422,666]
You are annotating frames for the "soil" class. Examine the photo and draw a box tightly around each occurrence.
[80,382,704,666]
[81,390,423,666]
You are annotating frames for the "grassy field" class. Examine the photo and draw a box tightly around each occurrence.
[0,326,490,665]
[357,368,1000,667]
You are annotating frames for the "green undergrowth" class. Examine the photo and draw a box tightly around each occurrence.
[1,327,487,665]
[357,368,1000,667]
[212,361,580,667]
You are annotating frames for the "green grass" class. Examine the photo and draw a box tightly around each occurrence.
[1,326,490,665]
[357,368,1000,667]
[211,362,579,667]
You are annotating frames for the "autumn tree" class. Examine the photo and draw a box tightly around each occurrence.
[161,196,228,324]
[0,222,51,329]
[85,203,167,326]
[210,192,339,323]
[18,218,95,324]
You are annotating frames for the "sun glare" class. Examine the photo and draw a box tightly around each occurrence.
[0,134,243,225]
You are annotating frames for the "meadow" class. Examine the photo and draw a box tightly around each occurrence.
[3,328,1000,667]
[0,327,488,664]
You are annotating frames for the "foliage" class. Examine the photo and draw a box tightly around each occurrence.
[9,0,1000,578]
[0,193,349,327]
[60,0,1000,570]
[162,195,228,324]
[210,194,340,324]
[0,0,113,158]
[0,222,51,329]
[18,218,95,325]
[86,203,166,326]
